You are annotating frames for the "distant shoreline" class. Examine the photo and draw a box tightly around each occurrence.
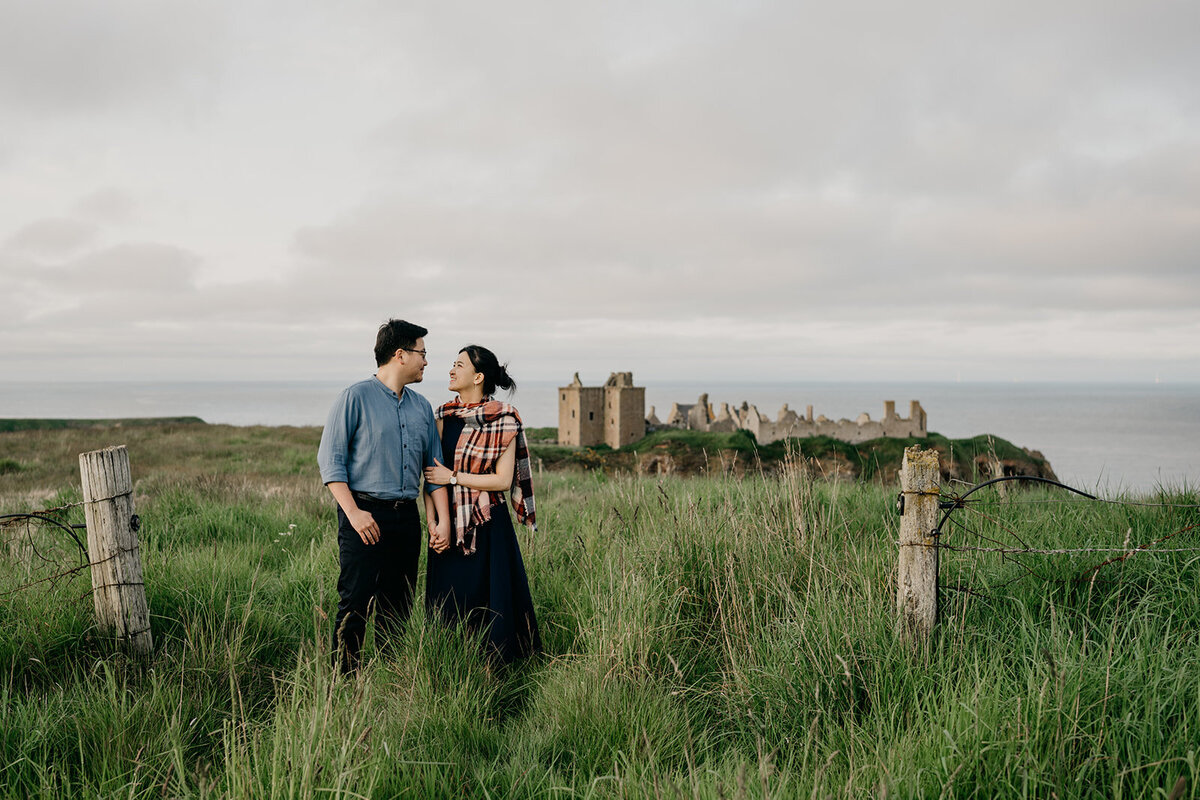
[0,417,206,432]
[4,378,1197,492]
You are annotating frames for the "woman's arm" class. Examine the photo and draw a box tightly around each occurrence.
[425,487,452,553]
[424,439,517,492]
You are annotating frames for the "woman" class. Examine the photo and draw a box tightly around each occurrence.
[422,345,541,663]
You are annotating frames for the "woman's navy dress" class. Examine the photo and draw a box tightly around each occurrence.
[426,415,541,662]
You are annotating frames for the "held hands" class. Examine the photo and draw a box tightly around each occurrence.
[428,518,452,553]
[424,458,454,486]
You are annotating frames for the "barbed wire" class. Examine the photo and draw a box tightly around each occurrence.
[904,475,1200,594]
[936,504,1048,586]
[0,546,139,599]
[1,492,129,525]
[30,499,89,513]
[906,543,1200,555]
[1,504,92,600]
[1077,523,1200,579]
[940,475,1199,511]
[952,497,1200,509]
[1,511,89,555]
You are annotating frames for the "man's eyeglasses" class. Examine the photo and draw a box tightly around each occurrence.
[399,348,427,358]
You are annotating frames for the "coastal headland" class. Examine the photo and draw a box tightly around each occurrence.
[531,426,1055,483]
[0,418,1054,487]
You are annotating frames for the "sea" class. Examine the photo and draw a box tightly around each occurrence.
[2,379,1197,495]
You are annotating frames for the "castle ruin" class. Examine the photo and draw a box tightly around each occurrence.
[558,372,646,448]
[558,371,927,448]
[658,395,927,445]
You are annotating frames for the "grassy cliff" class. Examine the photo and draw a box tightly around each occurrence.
[530,428,1056,484]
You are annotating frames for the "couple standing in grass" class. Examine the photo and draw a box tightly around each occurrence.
[316,318,540,674]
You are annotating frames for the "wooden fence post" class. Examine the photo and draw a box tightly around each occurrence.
[79,446,153,655]
[897,445,940,643]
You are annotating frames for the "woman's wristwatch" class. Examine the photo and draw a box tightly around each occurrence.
[449,470,458,486]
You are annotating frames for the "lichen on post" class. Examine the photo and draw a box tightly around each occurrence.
[79,445,153,655]
[896,445,940,644]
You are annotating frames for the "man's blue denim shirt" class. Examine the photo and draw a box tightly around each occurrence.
[317,377,443,500]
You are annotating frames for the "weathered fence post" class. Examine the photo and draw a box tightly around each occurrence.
[79,446,153,655]
[897,446,940,643]
[991,458,1010,502]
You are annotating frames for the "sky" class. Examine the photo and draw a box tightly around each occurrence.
[2,0,1198,386]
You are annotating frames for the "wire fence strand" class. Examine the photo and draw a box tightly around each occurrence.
[1,504,93,597]
[901,474,1200,593]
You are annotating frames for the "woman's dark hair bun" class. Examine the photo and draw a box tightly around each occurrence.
[460,345,516,396]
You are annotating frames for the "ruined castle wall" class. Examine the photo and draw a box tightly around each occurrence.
[879,419,923,438]
[708,416,738,433]
[666,403,692,428]
[817,419,885,443]
[740,406,764,440]
[686,394,712,430]
[704,400,929,446]
[878,401,926,438]
[568,375,925,450]
[605,386,646,448]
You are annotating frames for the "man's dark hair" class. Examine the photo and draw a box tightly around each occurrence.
[375,319,428,367]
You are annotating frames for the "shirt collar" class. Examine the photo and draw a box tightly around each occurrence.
[371,374,408,404]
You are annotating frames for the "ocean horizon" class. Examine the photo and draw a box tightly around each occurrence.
[2,379,1197,495]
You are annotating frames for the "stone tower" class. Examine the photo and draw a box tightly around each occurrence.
[557,371,646,447]
[603,372,646,448]
[557,373,604,446]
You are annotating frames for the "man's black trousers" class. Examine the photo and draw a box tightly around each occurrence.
[332,499,422,673]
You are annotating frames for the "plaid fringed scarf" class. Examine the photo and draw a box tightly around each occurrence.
[435,398,537,555]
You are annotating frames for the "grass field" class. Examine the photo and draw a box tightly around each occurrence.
[1,422,1199,798]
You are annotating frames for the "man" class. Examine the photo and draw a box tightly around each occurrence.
[317,318,450,673]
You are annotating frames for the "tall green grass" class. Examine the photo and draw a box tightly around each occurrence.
[1,426,1198,797]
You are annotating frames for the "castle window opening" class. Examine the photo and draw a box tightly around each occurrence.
[589,412,594,420]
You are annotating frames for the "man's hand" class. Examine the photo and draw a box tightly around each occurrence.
[327,483,381,545]
[429,519,452,553]
[347,507,380,545]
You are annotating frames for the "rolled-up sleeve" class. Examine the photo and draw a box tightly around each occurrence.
[423,405,444,493]
[317,389,354,485]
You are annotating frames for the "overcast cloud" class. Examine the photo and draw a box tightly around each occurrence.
[1,0,1198,385]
